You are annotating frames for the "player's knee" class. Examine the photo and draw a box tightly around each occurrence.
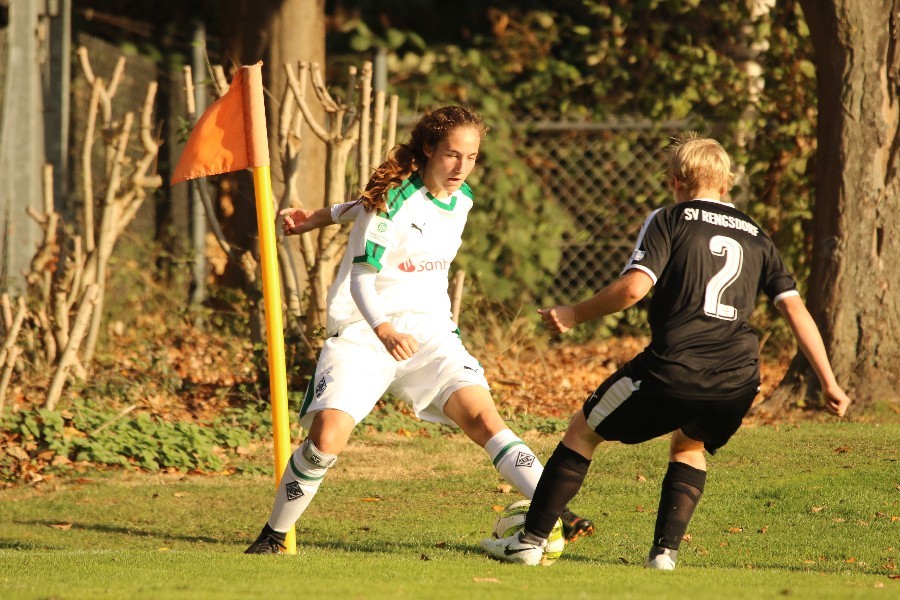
[299,438,338,470]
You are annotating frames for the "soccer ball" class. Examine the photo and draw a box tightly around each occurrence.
[493,499,566,565]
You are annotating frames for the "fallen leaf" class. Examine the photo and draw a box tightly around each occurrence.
[173,492,188,498]
[833,446,851,453]
[681,534,693,542]
[360,497,382,502]
[473,578,500,583]
[888,574,900,580]
[635,505,646,513]
[158,547,171,552]
[50,523,72,530]
[420,554,431,561]
[892,516,899,522]
[496,484,513,494]
[811,506,826,513]
[728,527,744,533]
[491,505,504,512]
[434,542,447,549]
[758,526,768,534]
[636,474,647,483]
[845,557,857,563]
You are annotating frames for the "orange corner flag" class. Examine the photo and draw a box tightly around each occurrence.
[171,62,269,185]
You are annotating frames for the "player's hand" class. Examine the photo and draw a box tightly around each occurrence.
[538,305,577,335]
[374,322,419,361]
[279,208,316,236]
[822,382,851,417]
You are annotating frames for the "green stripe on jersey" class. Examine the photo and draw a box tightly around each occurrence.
[300,378,315,418]
[460,181,474,199]
[427,193,457,211]
[353,240,386,271]
[380,175,424,220]
[492,440,526,467]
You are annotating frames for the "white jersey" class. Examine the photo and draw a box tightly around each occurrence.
[325,173,473,336]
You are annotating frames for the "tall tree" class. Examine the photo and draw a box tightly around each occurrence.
[765,1,900,412]
[217,0,327,258]
[216,0,327,345]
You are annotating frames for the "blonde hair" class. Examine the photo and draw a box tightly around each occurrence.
[666,133,736,197]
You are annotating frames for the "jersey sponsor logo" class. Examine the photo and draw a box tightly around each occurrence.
[515,451,536,468]
[377,222,388,233]
[410,222,424,235]
[630,249,646,262]
[285,481,305,501]
[315,377,328,398]
[397,257,451,273]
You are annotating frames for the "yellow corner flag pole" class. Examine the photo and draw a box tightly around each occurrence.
[252,165,297,555]
[170,62,296,554]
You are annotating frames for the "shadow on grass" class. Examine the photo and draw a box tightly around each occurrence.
[14,519,221,545]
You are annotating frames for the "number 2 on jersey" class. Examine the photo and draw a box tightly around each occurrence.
[704,235,743,321]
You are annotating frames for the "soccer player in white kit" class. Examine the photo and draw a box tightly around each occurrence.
[246,106,592,554]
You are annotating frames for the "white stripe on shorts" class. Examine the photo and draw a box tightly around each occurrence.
[586,376,639,430]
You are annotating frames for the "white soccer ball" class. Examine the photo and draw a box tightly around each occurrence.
[493,499,566,565]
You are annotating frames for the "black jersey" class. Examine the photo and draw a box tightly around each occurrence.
[622,199,798,400]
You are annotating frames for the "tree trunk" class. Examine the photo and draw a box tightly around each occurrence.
[218,0,327,344]
[762,1,900,414]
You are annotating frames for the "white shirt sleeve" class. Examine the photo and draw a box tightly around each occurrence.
[331,200,364,225]
[350,263,388,330]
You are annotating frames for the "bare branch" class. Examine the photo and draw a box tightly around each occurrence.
[182,65,196,118]
[386,94,399,154]
[285,63,329,141]
[0,346,22,415]
[309,62,339,112]
[0,297,27,368]
[46,285,100,411]
[82,79,103,254]
[356,62,373,195]
[371,90,386,170]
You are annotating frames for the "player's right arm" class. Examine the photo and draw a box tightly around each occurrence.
[347,205,419,361]
[539,270,653,335]
[775,295,852,416]
[279,200,362,236]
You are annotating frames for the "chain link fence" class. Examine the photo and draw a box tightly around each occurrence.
[518,120,688,300]
[65,36,688,306]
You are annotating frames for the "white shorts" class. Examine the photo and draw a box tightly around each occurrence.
[298,313,491,429]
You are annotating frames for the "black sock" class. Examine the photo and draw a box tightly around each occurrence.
[262,523,287,542]
[524,442,591,539]
[653,461,706,550]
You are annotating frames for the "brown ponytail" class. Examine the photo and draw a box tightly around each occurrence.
[359,105,487,213]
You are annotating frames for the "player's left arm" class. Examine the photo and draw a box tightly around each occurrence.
[539,270,653,335]
[775,295,852,416]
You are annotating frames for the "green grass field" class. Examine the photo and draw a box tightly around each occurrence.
[1,422,897,599]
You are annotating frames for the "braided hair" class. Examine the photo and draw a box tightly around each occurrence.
[359,105,487,213]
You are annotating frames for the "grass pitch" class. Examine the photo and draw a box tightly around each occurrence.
[1,422,897,599]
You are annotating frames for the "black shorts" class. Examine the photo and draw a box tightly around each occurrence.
[581,364,758,454]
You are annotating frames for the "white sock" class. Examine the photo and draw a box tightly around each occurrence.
[484,429,544,499]
[266,439,337,533]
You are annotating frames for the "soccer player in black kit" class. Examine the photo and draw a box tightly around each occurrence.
[482,134,852,568]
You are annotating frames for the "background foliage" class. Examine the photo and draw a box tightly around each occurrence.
[335,0,817,333]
